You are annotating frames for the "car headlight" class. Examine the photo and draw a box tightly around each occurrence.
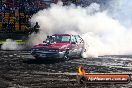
[49,49,59,52]
[32,48,39,51]
[49,50,54,52]
[31,49,35,51]
[59,49,65,52]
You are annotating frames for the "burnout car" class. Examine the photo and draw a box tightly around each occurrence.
[31,34,85,60]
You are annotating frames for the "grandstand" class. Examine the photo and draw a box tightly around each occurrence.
[0,0,61,40]
[0,0,54,33]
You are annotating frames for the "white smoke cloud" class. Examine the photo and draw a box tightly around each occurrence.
[1,39,21,50]
[28,2,132,57]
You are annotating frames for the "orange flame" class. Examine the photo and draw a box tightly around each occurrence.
[78,66,86,76]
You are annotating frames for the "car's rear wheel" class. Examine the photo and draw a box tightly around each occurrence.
[34,56,40,59]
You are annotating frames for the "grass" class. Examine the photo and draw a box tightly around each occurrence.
[0,40,27,45]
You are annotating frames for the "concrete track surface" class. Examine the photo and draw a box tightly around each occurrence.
[1,50,132,88]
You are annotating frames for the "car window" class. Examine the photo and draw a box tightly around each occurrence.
[61,36,71,43]
[75,35,83,43]
[71,36,77,43]
[55,35,70,43]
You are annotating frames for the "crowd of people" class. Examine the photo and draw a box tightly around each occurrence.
[0,0,57,33]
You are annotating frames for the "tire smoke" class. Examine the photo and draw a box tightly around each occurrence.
[1,1,132,57]
[29,2,132,57]
[1,39,22,50]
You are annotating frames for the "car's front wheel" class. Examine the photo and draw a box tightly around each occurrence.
[80,48,87,58]
[34,56,42,60]
[63,51,70,60]
[34,56,39,59]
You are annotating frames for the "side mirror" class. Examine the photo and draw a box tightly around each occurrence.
[71,42,76,44]
[43,41,46,43]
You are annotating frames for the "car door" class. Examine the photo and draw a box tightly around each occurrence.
[69,35,78,56]
[75,35,84,56]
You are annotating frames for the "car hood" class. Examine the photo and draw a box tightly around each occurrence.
[32,43,70,49]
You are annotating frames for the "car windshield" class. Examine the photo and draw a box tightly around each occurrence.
[55,35,71,43]
[46,35,71,43]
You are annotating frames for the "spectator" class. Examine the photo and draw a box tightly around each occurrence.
[10,22,15,32]
[0,2,1,8]
[15,16,19,23]
[29,22,40,34]
[10,7,15,15]
[2,4,5,12]
[0,16,2,22]
[15,6,19,13]
[8,0,13,3]
[8,22,12,32]
[0,8,2,13]
[2,23,8,32]
[33,22,40,33]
